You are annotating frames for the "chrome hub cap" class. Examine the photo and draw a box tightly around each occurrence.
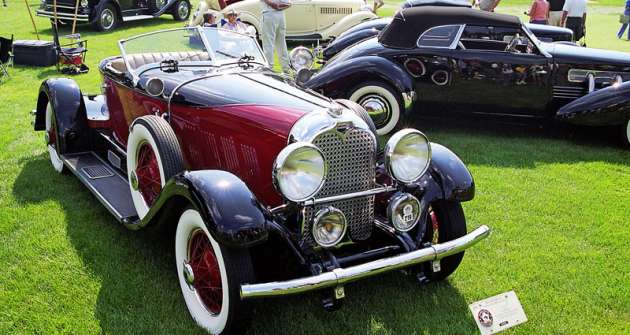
[178,2,189,17]
[183,261,196,290]
[360,96,391,128]
[156,0,166,10]
[129,170,139,191]
[101,9,113,30]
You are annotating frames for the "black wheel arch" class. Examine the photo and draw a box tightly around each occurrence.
[306,56,415,105]
[135,170,271,248]
[35,78,90,154]
[89,0,122,24]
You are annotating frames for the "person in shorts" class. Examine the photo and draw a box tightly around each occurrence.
[373,0,384,15]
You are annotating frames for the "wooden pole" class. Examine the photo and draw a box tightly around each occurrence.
[53,0,57,26]
[72,0,80,35]
[24,0,41,40]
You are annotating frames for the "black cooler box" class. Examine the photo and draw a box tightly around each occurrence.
[14,40,57,67]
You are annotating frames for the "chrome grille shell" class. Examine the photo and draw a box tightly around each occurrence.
[287,107,377,245]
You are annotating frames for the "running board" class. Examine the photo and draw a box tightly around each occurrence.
[62,152,138,223]
[122,15,154,22]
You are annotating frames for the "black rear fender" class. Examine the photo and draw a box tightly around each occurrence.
[35,78,90,154]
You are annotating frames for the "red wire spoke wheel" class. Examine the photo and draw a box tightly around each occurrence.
[188,229,223,314]
[126,116,184,219]
[175,207,255,334]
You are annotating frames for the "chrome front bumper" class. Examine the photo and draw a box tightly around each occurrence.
[240,225,489,299]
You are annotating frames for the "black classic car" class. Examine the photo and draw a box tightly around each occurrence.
[36,0,191,31]
[31,27,489,334]
[302,6,630,143]
[317,0,573,61]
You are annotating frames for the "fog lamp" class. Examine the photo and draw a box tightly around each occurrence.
[289,46,314,71]
[384,129,431,183]
[272,142,327,202]
[387,193,420,232]
[312,207,347,247]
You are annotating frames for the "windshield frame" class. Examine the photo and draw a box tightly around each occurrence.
[117,26,267,82]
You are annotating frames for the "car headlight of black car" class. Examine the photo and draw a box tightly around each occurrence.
[272,142,327,202]
[384,129,431,183]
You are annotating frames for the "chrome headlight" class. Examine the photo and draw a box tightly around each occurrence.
[312,207,347,247]
[384,129,431,183]
[387,193,420,232]
[289,46,314,71]
[272,143,327,202]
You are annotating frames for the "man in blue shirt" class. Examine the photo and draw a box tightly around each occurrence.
[618,0,630,39]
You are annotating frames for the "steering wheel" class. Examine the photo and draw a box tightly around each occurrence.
[505,33,520,53]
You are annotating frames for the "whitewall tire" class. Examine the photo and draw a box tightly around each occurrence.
[348,82,403,136]
[175,207,254,334]
[45,101,67,174]
[126,116,184,219]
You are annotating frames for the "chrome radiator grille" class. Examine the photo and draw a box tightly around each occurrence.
[303,129,376,244]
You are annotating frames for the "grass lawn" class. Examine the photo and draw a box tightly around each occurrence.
[1,0,629,334]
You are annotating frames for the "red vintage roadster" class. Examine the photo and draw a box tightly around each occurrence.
[32,27,489,334]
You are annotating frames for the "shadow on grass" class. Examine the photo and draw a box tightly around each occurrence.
[13,155,475,334]
[412,117,630,168]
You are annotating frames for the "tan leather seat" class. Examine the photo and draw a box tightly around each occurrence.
[107,51,210,73]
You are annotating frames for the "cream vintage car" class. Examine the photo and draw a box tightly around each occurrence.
[224,0,377,40]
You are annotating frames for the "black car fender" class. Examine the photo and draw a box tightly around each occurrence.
[90,0,122,23]
[322,29,380,60]
[556,82,630,127]
[35,78,90,154]
[307,56,415,103]
[141,170,270,248]
[425,143,475,203]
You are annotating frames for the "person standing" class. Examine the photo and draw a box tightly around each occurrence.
[472,0,500,12]
[561,0,586,42]
[618,0,630,39]
[373,0,384,15]
[548,0,565,26]
[260,0,291,74]
[526,0,549,24]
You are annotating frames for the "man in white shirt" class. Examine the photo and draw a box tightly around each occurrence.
[260,0,291,74]
[561,0,587,41]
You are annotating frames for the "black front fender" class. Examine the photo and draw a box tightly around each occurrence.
[35,78,90,154]
[306,56,415,101]
[556,81,630,127]
[143,170,270,248]
[427,143,475,202]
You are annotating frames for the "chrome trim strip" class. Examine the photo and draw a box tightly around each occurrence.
[240,225,490,299]
[303,185,396,206]
[36,10,89,20]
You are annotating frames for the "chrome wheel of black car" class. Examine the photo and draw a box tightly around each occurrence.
[421,200,467,282]
[348,81,402,136]
[44,100,68,174]
[172,0,190,21]
[175,207,254,334]
[95,4,117,32]
[149,0,167,13]
[127,116,184,219]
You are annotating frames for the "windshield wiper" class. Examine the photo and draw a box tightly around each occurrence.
[216,50,238,59]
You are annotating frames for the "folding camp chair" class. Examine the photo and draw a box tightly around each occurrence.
[51,19,88,72]
[0,35,13,84]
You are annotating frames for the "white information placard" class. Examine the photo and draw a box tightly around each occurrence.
[469,291,527,335]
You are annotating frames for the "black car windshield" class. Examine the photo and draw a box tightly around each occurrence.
[119,27,266,73]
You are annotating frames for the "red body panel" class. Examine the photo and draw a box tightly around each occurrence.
[102,75,308,207]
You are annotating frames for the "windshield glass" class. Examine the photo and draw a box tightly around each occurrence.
[119,27,266,72]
